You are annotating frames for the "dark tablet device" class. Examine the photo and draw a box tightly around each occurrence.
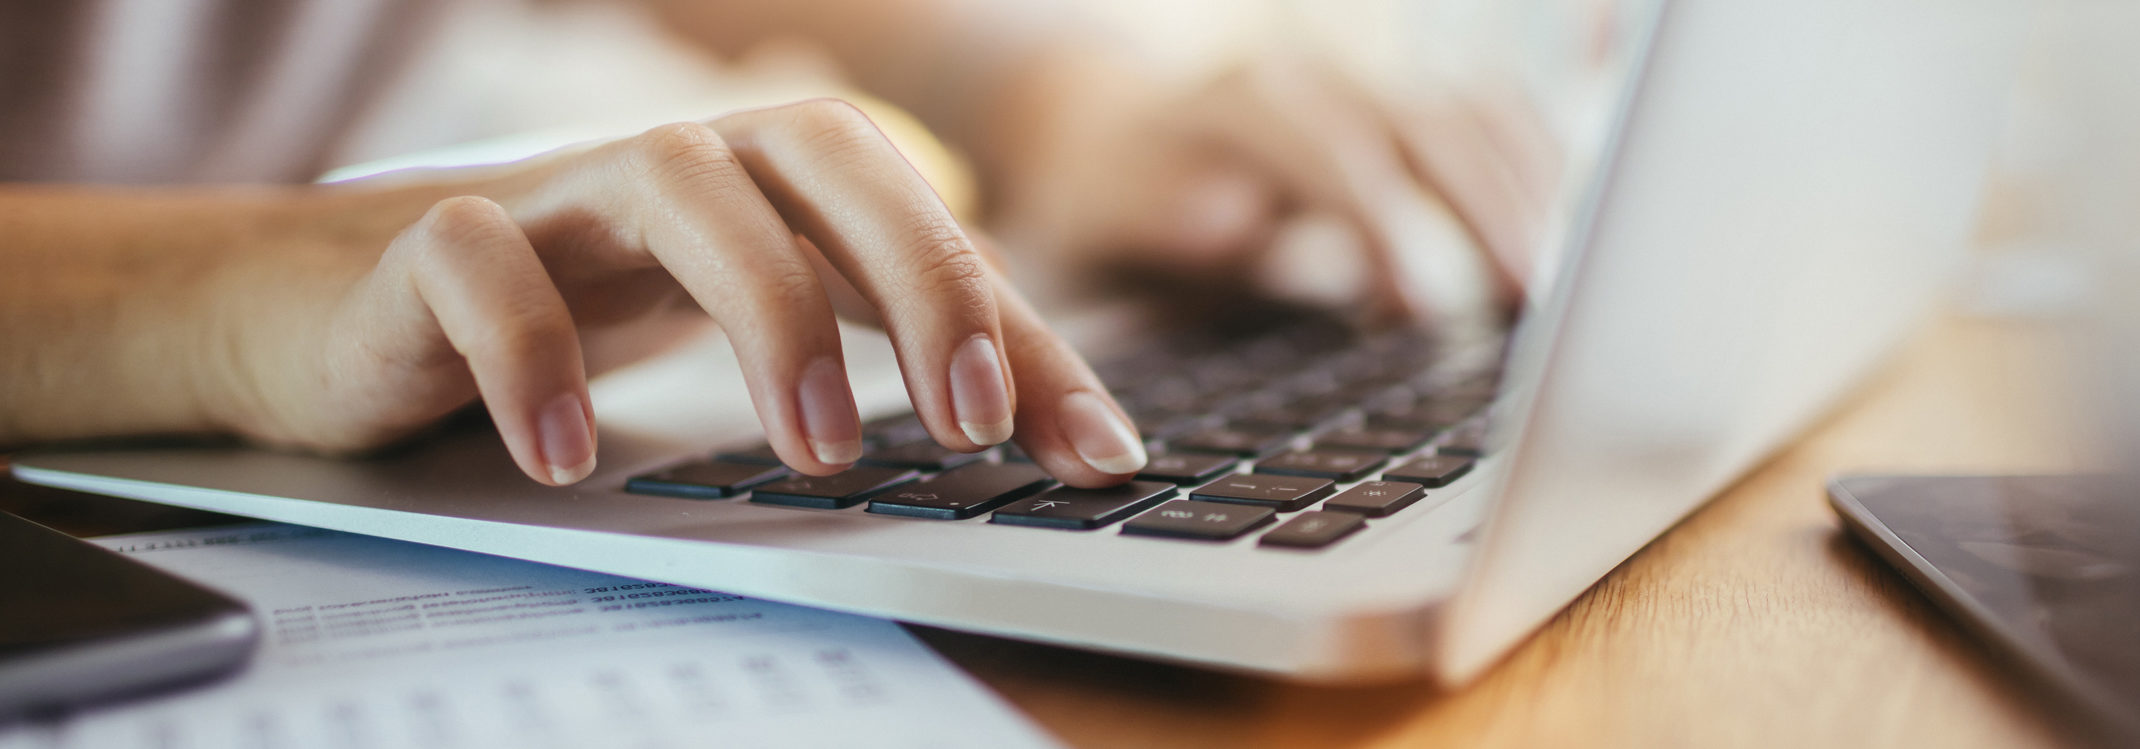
[0,510,259,719]
[1829,474,2140,745]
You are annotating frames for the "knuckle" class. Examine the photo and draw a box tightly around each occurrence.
[777,98,885,167]
[419,195,516,248]
[900,219,989,308]
[631,121,751,191]
[751,260,825,312]
[783,97,874,134]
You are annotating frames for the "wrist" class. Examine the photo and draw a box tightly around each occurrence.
[184,234,383,449]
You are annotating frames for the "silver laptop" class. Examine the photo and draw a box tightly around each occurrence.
[12,0,2024,685]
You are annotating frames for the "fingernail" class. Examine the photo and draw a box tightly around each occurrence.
[949,335,1014,446]
[1058,390,1146,474]
[798,357,863,465]
[539,392,596,485]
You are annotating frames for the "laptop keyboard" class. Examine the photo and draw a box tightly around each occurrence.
[625,316,1504,551]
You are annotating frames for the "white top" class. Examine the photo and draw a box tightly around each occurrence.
[0,0,445,183]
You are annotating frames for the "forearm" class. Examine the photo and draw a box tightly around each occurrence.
[0,185,435,446]
[642,0,1151,193]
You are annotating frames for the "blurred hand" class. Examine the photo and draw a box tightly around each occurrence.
[990,55,1561,318]
[212,99,1146,488]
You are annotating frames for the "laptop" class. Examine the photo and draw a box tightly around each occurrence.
[11,0,2024,685]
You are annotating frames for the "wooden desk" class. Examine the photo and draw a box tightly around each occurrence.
[1,316,2080,748]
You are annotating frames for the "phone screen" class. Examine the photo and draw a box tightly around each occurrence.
[1831,475,2140,740]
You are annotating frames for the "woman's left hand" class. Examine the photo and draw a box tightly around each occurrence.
[987,54,1562,319]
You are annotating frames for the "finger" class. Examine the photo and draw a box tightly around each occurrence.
[711,99,1014,452]
[793,234,878,325]
[1383,93,1542,292]
[383,196,595,486]
[1194,62,1501,318]
[601,122,863,475]
[1330,70,1546,296]
[987,273,1147,487]
[1466,82,1566,216]
[803,228,1134,486]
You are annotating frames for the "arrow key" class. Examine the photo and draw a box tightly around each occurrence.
[1135,452,1239,484]
[626,459,789,500]
[1122,500,1277,541]
[857,441,989,471]
[1254,448,1388,482]
[991,481,1178,531]
[1321,481,1429,517]
[1259,511,1367,549]
[1189,474,1335,512]
[750,466,918,510]
[867,463,1056,520]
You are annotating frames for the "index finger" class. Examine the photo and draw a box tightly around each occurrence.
[710,100,1013,453]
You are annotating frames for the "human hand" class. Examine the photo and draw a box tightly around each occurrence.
[989,54,1561,319]
[207,99,1147,488]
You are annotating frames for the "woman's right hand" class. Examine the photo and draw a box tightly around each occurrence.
[206,98,1148,488]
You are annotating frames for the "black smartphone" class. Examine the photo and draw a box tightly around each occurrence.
[0,510,259,719]
[1829,474,2140,745]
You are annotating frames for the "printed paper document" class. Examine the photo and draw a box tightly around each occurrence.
[0,523,1058,749]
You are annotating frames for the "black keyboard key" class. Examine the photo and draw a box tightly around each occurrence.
[1278,369,1344,399]
[1365,414,1451,433]
[991,481,1178,530]
[1135,453,1239,484]
[625,460,789,499]
[858,441,989,471]
[1232,402,1349,431]
[867,463,1055,519]
[715,442,785,465]
[1190,474,1334,512]
[1170,425,1293,457]
[1383,456,1474,488]
[1254,449,1388,482]
[1435,438,1483,458]
[861,413,931,446]
[1121,500,1276,541]
[751,466,918,510]
[1259,511,1367,549]
[1333,380,1412,408]
[1438,382,1499,403]
[1321,481,1427,517]
[1315,426,1433,454]
[1129,410,1214,442]
[1126,378,1212,413]
[1210,388,1290,418]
